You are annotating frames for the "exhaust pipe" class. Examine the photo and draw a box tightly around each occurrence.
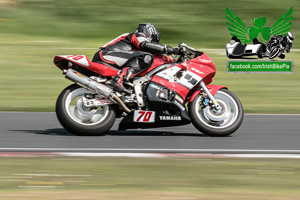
[65,69,131,113]
[65,69,112,98]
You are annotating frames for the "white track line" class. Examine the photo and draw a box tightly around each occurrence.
[2,152,300,159]
[1,148,300,153]
[2,149,300,158]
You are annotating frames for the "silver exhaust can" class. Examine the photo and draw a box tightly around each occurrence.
[65,69,113,98]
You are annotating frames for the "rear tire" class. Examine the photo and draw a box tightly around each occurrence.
[56,84,116,136]
[189,89,244,137]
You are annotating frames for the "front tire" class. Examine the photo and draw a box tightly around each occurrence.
[56,84,116,136]
[269,47,280,59]
[189,89,244,137]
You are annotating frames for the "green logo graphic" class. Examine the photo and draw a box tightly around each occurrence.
[226,7,293,43]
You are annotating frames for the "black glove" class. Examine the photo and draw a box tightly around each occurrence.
[175,46,187,55]
[286,43,292,53]
[164,45,176,54]
[165,45,186,55]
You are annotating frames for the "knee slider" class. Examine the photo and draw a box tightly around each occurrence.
[143,54,153,65]
[127,54,154,74]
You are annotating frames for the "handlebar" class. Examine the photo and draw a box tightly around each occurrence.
[175,42,203,62]
[178,42,198,53]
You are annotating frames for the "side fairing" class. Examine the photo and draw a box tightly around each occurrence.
[54,55,90,67]
[186,53,216,85]
[54,55,119,77]
[151,64,203,100]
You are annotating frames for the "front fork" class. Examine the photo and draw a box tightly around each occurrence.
[199,81,221,110]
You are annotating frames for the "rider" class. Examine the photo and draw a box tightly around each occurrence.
[92,23,183,94]
[266,31,294,59]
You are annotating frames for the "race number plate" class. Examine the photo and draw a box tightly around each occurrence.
[133,110,155,123]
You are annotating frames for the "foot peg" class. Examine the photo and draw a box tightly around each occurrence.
[124,81,134,87]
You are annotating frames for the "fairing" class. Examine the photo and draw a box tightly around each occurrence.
[185,53,216,84]
[54,55,119,77]
[149,53,217,101]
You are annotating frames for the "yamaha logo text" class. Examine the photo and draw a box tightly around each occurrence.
[159,116,182,121]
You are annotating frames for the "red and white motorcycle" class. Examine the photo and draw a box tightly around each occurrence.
[54,43,243,137]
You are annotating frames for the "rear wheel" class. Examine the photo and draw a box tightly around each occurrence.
[56,84,116,136]
[189,89,244,137]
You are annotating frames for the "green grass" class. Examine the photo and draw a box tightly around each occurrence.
[0,157,300,199]
[1,0,300,113]
[1,0,300,48]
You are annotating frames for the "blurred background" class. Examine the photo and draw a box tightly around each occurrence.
[0,0,299,113]
[1,2,300,199]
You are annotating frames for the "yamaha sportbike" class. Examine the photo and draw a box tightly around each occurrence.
[54,43,244,137]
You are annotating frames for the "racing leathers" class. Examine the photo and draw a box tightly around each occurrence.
[92,32,181,93]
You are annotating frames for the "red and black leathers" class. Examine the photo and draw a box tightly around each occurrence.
[92,32,180,93]
[92,32,179,70]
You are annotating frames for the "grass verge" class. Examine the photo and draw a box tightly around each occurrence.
[0,157,300,199]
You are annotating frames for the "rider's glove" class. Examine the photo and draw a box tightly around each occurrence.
[175,46,187,55]
[164,45,177,55]
[164,45,186,55]
[286,43,292,53]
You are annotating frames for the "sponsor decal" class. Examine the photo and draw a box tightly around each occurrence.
[62,55,89,66]
[198,58,212,63]
[133,110,155,123]
[74,71,85,78]
[67,55,84,61]
[175,95,184,104]
[191,67,204,75]
[95,98,114,105]
[159,116,182,121]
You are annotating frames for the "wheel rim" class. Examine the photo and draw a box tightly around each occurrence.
[65,87,109,126]
[195,90,239,129]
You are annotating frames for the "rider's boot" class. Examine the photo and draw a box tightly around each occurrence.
[109,67,134,94]
[279,53,285,59]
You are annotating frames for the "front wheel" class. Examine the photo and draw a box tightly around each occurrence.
[269,47,280,59]
[56,84,116,136]
[189,89,244,137]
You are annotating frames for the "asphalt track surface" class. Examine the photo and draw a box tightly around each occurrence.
[0,112,300,154]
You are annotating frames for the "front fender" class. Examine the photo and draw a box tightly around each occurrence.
[188,85,227,103]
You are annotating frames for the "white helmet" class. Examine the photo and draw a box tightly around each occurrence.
[287,31,294,43]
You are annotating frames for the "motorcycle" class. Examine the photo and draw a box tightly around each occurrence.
[54,43,244,137]
[265,40,287,59]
